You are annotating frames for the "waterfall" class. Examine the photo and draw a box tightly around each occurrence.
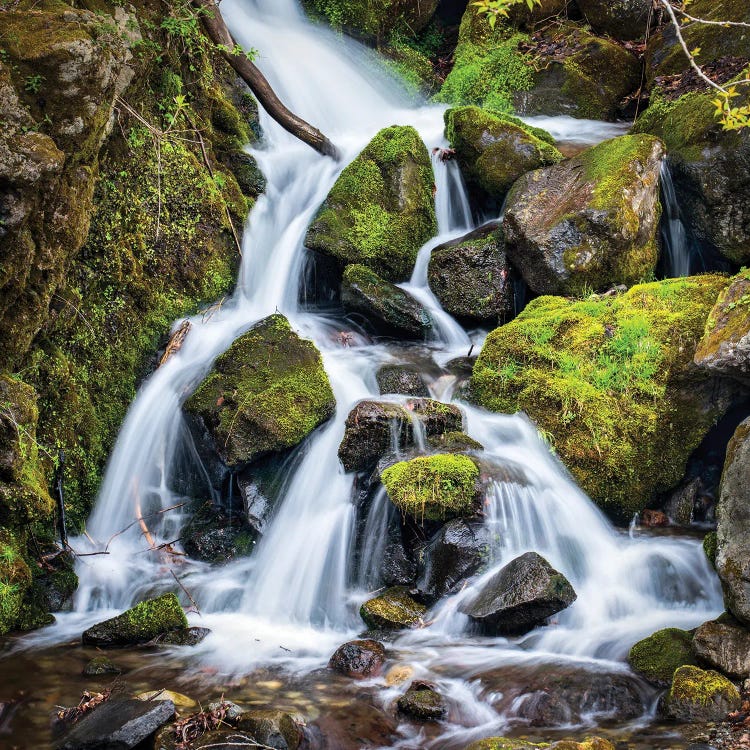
[660,159,700,278]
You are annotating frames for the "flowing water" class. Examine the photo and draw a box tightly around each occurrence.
[659,160,701,278]
[4,1,725,747]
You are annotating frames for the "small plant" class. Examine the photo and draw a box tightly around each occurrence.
[24,73,43,94]
[471,0,541,28]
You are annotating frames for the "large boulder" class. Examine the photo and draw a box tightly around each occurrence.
[662,665,741,723]
[381,453,479,521]
[184,315,335,468]
[360,586,426,629]
[694,270,750,383]
[81,593,188,647]
[444,107,562,207]
[305,126,437,282]
[693,619,750,679]
[627,627,698,687]
[471,277,736,519]
[460,552,576,635]
[329,639,386,678]
[716,417,750,626]
[576,0,652,40]
[427,223,514,325]
[503,134,664,296]
[341,264,432,338]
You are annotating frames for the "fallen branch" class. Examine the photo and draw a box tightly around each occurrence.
[170,569,201,615]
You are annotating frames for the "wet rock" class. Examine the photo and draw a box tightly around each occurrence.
[628,627,697,687]
[693,619,750,679]
[662,665,740,722]
[695,271,750,384]
[640,509,669,527]
[428,223,514,325]
[182,508,256,564]
[503,134,664,296]
[576,0,652,40]
[385,664,414,686]
[380,536,418,587]
[56,698,175,750]
[381,454,479,522]
[704,531,718,568]
[208,700,244,722]
[466,740,540,750]
[407,399,463,437]
[328,639,386,678]
[341,264,432,338]
[396,680,447,721]
[137,690,196,710]
[549,740,615,750]
[376,365,429,397]
[664,477,703,526]
[190,731,258,749]
[82,657,121,677]
[417,519,490,600]
[184,315,335,468]
[153,626,211,646]
[460,551,576,635]
[305,126,437,282]
[360,586,426,630]
[236,709,303,750]
[81,593,188,647]
[427,431,484,454]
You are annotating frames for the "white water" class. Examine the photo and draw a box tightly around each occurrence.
[660,159,697,278]
[27,0,724,742]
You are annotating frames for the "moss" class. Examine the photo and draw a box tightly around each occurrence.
[380,39,438,97]
[465,740,544,750]
[381,453,479,521]
[359,586,426,629]
[628,628,698,686]
[471,276,731,519]
[703,531,718,569]
[0,530,33,635]
[428,431,484,453]
[668,664,740,706]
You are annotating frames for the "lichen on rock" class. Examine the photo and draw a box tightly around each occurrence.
[627,627,698,686]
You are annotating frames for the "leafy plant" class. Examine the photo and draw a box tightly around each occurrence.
[471,0,541,28]
[24,73,43,93]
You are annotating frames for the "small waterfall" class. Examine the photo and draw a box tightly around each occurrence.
[660,159,700,278]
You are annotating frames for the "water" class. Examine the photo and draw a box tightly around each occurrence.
[659,159,701,278]
[10,1,724,745]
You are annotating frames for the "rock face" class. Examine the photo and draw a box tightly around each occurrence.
[81,593,188,647]
[376,365,429,397]
[341,265,432,338]
[329,639,386,678]
[693,619,750,679]
[503,135,664,296]
[444,107,561,207]
[360,586,426,629]
[184,315,335,468]
[381,454,479,521]
[716,418,750,627]
[627,628,697,686]
[305,126,437,282]
[471,277,735,519]
[428,223,514,325]
[460,552,576,635]
[662,665,741,723]
[576,0,652,40]
[695,271,750,383]
[396,681,447,721]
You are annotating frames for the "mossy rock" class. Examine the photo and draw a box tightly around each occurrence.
[703,531,718,569]
[184,315,335,468]
[550,741,614,750]
[628,628,698,687]
[0,528,33,635]
[576,0,652,41]
[305,126,437,282]
[465,738,543,750]
[470,276,733,519]
[381,453,479,521]
[360,586,426,629]
[663,665,741,722]
[503,134,664,296]
[81,593,188,647]
[444,107,562,208]
[396,681,447,721]
[236,709,303,750]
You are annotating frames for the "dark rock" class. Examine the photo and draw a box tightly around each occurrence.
[576,0,652,40]
[56,698,175,750]
[407,398,463,437]
[376,365,429,397]
[417,519,489,600]
[329,639,386,678]
[664,477,703,526]
[460,552,576,635]
[662,665,740,722]
[341,264,432,338]
[693,619,750,679]
[396,681,447,722]
[380,537,418,587]
[236,709,303,750]
[428,223,514,325]
[182,509,256,564]
[628,627,697,687]
[427,431,484,454]
[82,657,121,676]
[360,586,426,630]
[640,509,669,527]
[154,626,211,646]
[218,150,266,199]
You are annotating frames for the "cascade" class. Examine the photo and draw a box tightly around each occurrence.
[659,159,701,278]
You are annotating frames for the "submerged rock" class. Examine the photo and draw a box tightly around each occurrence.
[81,593,188,647]
[460,551,576,635]
[236,709,303,750]
[503,134,664,296]
[153,626,211,646]
[396,680,447,721]
[305,125,437,282]
[341,264,432,338]
[360,586,426,629]
[693,619,750,679]
[465,740,541,750]
[82,656,121,677]
[184,315,335,468]
[328,639,386,678]
[627,627,697,686]
[662,665,740,722]
[376,365,429,397]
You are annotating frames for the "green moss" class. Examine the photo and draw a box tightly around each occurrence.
[669,664,740,706]
[359,586,426,629]
[465,740,544,750]
[380,38,438,97]
[381,453,479,521]
[703,531,718,569]
[0,530,32,635]
[471,276,731,519]
[628,628,698,686]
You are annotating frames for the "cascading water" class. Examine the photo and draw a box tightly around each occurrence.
[21,0,725,744]
[660,159,701,278]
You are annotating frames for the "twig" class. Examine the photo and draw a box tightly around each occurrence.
[674,6,750,29]
[170,569,201,615]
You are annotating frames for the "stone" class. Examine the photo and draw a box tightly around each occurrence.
[662,665,740,723]
[380,536,418,587]
[641,510,669,527]
[503,134,664,296]
[376,365,429,397]
[136,690,196,710]
[396,681,447,721]
[693,619,750,679]
[360,586,426,629]
[182,508,256,564]
[153,627,211,646]
[460,551,576,635]
[328,639,386,678]
[82,657,121,676]
[576,0,652,40]
[81,593,188,647]
[341,264,433,338]
[236,709,303,750]
[428,223,514,325]
[628,628,698,687]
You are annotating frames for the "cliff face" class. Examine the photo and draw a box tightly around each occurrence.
[0,0,263,632]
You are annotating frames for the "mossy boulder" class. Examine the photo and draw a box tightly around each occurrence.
[396,680,447,721]
[81,593,188,647]
[503,134,664,296]
[341,264,433,338]
[305,126,437,282]
[428,222,514,325]
[459,551,576,635]
[444,107,562,208]
[576,0,652,41]
[381,453,479,521]
[662,665,741,722]
[627,628,698,687]
[470,276,734,519]
[184,315,335,468]
[236,710,303,750]
[694,270,750,383]
[693,619,750,679]
[360,586,427,629]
